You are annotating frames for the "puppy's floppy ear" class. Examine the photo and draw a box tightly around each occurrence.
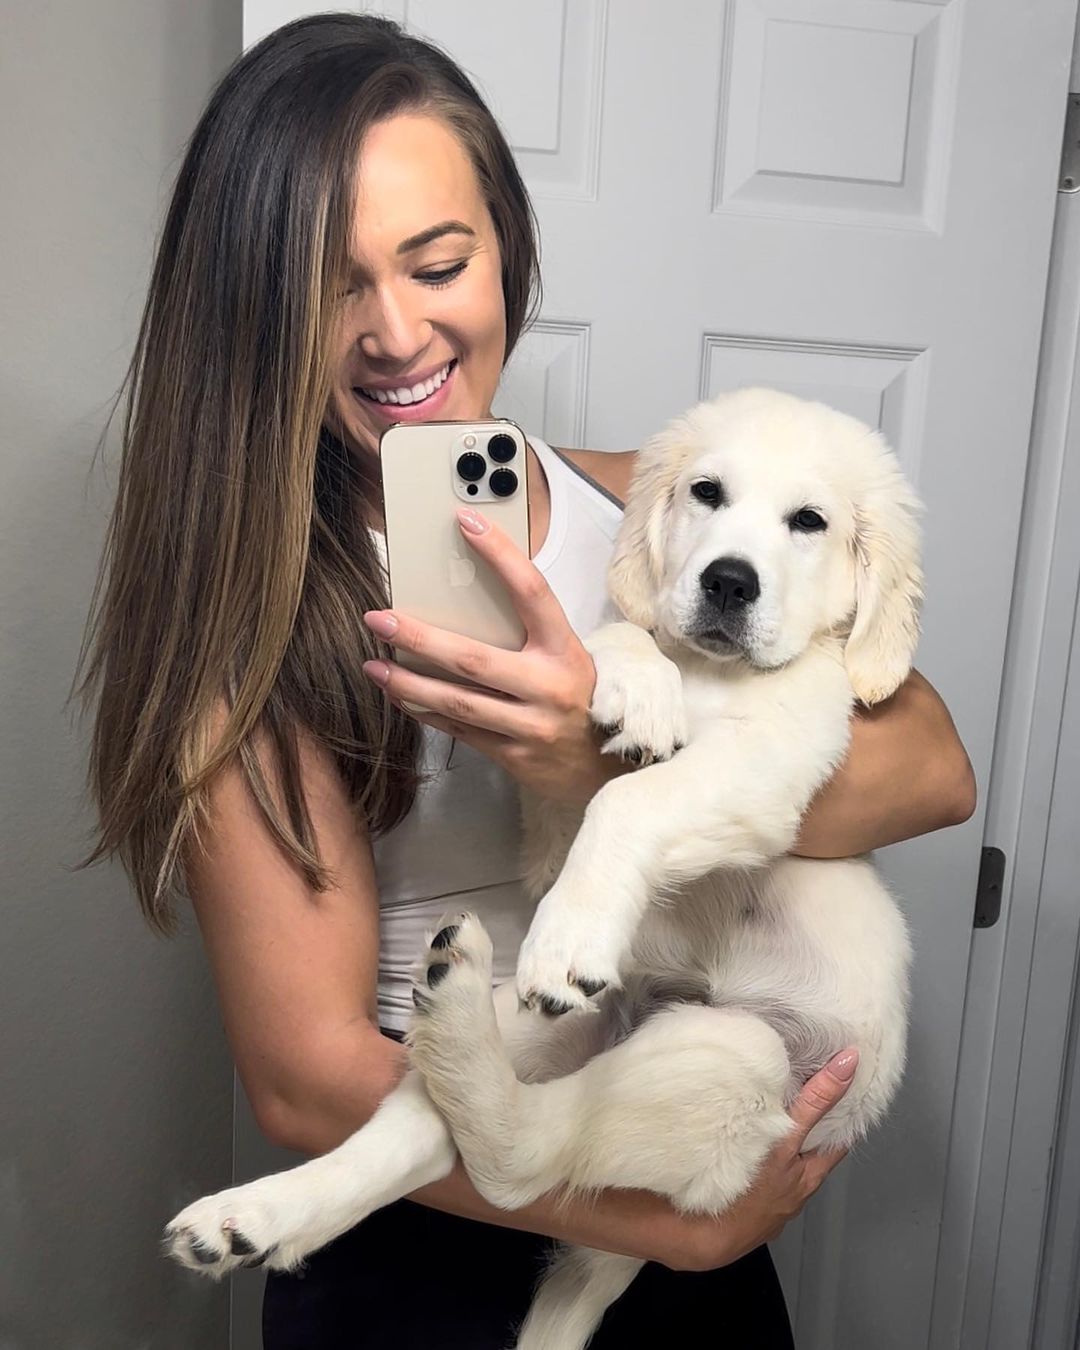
[607,422,690,628]
[844,440,924,706]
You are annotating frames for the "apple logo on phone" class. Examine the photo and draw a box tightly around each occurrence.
[449,553,476,587]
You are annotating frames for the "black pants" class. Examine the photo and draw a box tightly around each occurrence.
[263,1198,794,1348]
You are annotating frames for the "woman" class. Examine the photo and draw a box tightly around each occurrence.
[78,14,975,1348]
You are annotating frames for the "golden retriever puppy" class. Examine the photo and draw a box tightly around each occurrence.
[167,388,918,1350]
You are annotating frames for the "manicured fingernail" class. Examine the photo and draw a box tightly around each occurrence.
[457,507,489,535]
[828,1049,859,1081]
[364,610,399,638]
[363,661,391,686]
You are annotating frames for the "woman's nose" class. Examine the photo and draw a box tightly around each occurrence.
[357,284,432,365]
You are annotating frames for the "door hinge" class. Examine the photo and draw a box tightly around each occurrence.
[1060,93,1080,192]
[974,846,1006,929]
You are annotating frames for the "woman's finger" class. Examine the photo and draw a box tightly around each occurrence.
[363,659,535,739]
[363,608,534,699]
[408,710,514,760]
[784,1048,859,1150]
[457,507,576,652]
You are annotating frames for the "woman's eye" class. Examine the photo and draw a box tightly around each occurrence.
[790,508,827,533]
[416,261,468,288]
[690,479,724,507]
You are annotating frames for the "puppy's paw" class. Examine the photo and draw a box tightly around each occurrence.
[164,1178,312,1278]
[409,912,493,1020]
[515,900,622,1016]
[408,914,506,1123]
[587,626,687,766]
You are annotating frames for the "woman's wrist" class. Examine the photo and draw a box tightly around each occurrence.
[570,739,636,805]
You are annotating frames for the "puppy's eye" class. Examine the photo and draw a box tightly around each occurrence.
[690,479,725,508]
[790,508,827,533]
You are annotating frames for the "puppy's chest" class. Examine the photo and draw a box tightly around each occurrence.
[678,665,765,733]
[675,648,852,752]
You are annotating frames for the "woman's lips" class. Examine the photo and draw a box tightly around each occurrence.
[354,359,458,423]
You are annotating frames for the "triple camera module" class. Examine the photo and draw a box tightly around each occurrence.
[454,430,519,500]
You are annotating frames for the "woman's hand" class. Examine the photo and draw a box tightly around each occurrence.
[667,1048,858,1272]
[362,507,622,804]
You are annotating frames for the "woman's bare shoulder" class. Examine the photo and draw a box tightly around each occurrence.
[556,447,637,507]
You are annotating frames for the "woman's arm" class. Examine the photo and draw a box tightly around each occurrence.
[186,723,852,1271]
[794,668,976,858]
[185,723,404,1145]
[413,1046,856,1272]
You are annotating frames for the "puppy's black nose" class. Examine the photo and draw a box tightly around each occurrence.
[700,557,760,611]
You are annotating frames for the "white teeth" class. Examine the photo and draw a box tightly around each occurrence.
[360,362,452,405]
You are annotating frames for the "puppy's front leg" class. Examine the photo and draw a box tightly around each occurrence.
[516,734,805,1013]
[165,1071,455,1277]
[586,621,688,766]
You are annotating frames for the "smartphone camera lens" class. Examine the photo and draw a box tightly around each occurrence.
[488,433,517,464]
[456,451,486,482]
[489,468,518,498]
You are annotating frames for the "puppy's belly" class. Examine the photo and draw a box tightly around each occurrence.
[627,859,908,1086]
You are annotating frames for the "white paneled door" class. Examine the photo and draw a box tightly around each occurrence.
[241,3,1078,1346]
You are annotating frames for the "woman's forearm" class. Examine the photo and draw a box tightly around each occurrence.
[793,669,976,858]
[411,1161,698,1269]
[262,1030,853,1275]
[253,1031,766,1274]
[256,1029,699,1269]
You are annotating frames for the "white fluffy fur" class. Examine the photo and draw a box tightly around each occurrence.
[165,389,917,1350]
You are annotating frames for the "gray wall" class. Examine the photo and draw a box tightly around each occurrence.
[0,3,240,1347]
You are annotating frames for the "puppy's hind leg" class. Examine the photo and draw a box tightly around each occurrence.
[409,913,592,1210]
[515,1248,644,1350]
[515,1006,792,1348]
[165,1071,455,1278]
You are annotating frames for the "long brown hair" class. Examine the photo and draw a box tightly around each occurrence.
[74,14,541,931]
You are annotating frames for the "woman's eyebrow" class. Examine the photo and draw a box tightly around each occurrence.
[396,220,476,254]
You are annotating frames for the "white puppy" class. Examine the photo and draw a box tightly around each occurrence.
[166,388,918,1350]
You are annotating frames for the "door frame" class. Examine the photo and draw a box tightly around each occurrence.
[931,43,1080,1346]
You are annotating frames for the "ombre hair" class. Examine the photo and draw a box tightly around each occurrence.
[75,13,541,930]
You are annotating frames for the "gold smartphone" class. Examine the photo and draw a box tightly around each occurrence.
[380,419,531,683]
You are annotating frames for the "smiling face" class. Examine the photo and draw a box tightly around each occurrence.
[327,112,508,460]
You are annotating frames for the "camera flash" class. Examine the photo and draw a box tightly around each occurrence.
[463,434,477,449]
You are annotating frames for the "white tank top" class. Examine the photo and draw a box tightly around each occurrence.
[374,436,623,1032]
